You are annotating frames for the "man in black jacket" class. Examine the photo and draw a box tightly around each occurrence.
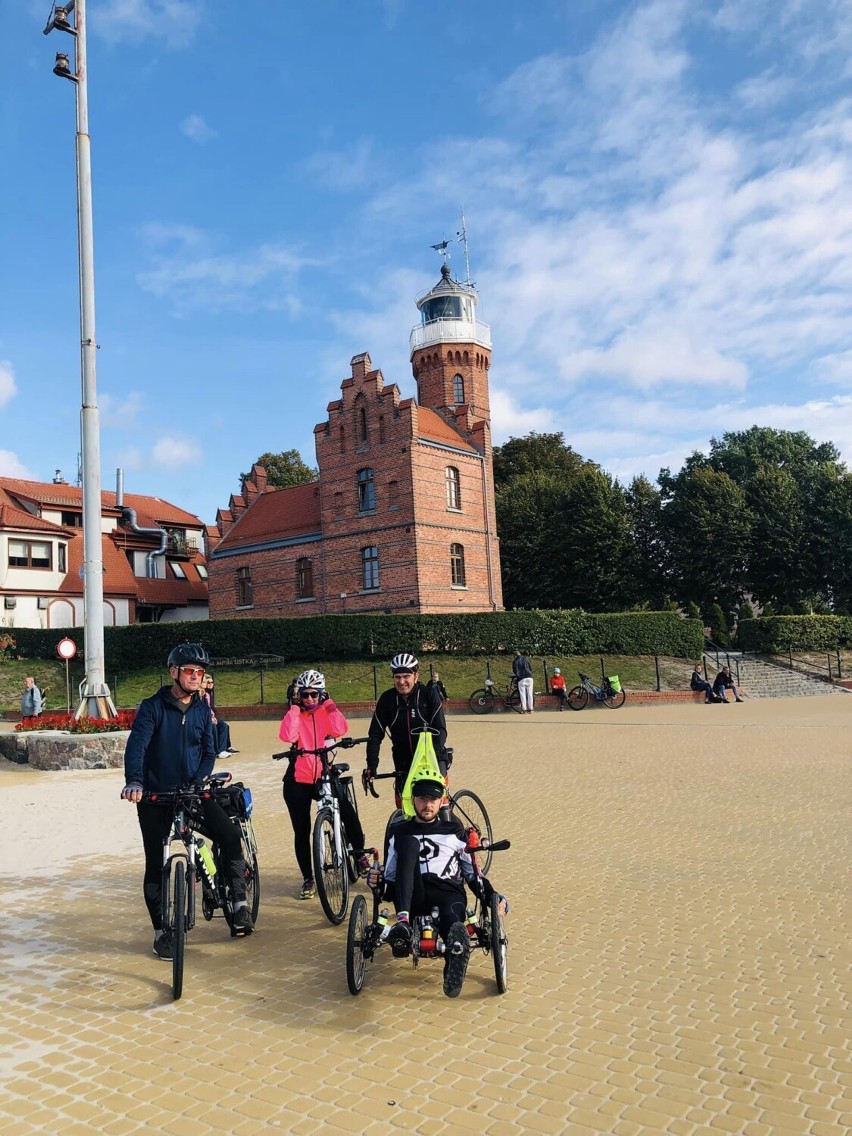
[365,653,448,800]
[122,643,253,959]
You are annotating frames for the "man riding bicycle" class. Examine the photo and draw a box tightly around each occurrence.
[121,643,253,959]
[370,776,506,998]
[365,653,449,800]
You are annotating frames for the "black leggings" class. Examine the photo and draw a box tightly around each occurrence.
[136,799,246,931]
[282,771,365,881]
[392,832,468,940]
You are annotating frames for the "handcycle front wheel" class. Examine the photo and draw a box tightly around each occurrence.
[566,686,589,711]
[468,689,496,714]
[166,858,187,1001]
[490,893,509,994]
[346,894,370,995]
[603,688,627,709]
[313,807,349,925]
[450,789,493,875]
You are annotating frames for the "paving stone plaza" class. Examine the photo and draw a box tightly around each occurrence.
[1,698,850,1135]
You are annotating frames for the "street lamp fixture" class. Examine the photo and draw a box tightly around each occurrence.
[53,53,78,81]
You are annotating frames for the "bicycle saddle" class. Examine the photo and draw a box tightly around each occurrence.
[333,762,350,774]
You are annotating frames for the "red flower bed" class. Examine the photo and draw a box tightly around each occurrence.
[16,710,136,733]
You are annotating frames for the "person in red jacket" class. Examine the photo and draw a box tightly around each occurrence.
[549,667,568,710]
[278,668,370,900]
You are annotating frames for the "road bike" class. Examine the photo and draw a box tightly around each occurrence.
[273,736,369,925]
[468,676,522,714]
[345,835,510,997]
[566,671,626,710]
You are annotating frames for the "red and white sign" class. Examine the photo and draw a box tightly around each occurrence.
[56,637,77,661]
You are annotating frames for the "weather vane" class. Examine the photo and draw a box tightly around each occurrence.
[430,238,451,268]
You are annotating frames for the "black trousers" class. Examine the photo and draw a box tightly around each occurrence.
[392,832,468,941]
[136,799,246,931]
[282,769,365,881]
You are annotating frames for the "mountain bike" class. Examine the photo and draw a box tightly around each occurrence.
[200,777,261,935]
[273,737,369,925]
[468,676,522,714]
[566,672,626,710]
[345,836,511,996]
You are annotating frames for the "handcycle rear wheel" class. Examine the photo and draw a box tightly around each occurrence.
[490,893,509,994]
[166,858,187,1001]
[450,790,493,875]
[313,807,349,925]
[468,689,496,714]
[566,686,589,711]
[603,688,627,709]
[346,894,369,995]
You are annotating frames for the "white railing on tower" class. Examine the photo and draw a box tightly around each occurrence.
[409,318,492,353]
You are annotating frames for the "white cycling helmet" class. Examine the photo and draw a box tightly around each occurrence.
[553,667,561,674]
[296,668,325,693]
[390,652,419,673]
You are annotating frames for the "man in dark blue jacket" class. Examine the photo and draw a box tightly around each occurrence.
[122,643,252,959]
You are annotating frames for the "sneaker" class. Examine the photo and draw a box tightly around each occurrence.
[217,750,229,759]
[226,747,240,754]
[387,918,411,957]
[152,931,173,961]
[443,921,470,997]
[299,878,315,900]
[231,904,253,934]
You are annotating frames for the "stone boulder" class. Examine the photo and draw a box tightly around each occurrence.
[24,731,130,771]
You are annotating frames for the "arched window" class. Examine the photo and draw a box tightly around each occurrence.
[358,467,375,512]
[296,557,314,599]
[236,566,253,607]
[452,373,465,405]
[362,546,380,590]
[445,466,461,510]
[450,544,466,587]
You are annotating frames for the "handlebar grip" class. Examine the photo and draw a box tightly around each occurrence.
[272,751,292,761]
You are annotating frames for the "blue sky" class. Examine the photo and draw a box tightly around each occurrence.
[3,0,852,523]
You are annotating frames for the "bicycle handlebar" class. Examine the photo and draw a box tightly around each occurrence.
[272,736,369,761]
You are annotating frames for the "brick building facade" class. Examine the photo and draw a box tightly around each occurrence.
[207,265,503,617]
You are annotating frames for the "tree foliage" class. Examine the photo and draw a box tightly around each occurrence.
[240,449,317,489]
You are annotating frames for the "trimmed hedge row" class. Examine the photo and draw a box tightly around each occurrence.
[9,611,703,670]
[737,615,852,652]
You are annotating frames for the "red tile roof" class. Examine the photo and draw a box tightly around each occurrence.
[416,408,478,452]
[0,478,204,527]
[0,496,73,537]
[214,482,322,552]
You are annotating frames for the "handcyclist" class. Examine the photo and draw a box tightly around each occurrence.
[365,653,449,801]
[369,776,507,998]
[278,668,371,900]
[121,643,254,960]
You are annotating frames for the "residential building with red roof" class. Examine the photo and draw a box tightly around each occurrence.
[208,266,503,617]
[0,473,208,629]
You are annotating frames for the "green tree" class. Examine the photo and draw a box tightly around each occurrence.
[493,432,585,483]
[240,449,316,489]
[625,475,668,608]
[708,602,729,647]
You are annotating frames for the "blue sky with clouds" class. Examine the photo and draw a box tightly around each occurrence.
[3,0,852,522]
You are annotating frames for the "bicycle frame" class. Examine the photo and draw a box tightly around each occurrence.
[316,751,346,865]
[157,794,200,931]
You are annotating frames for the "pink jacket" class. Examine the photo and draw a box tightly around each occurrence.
[278,699,349,783]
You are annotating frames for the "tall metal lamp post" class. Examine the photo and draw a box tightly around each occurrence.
[44,1,116,718]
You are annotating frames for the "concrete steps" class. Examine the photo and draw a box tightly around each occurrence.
[725,655,846,699]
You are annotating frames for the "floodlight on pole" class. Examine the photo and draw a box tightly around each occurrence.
[45,0,116,719]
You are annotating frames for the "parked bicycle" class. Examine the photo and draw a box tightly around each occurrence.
[141,771,259,1000]
[566,672,626,710]
[273,736,369,925]
[468,676,522,714]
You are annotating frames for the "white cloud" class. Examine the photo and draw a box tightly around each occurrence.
[95,0,202,48]
[100,391,143,428]
[0,450,33,478]
[179,114,216,144]
[489,389,554,443]
[151,436,202,468]
[0,360,17,408]
[303,140,378,192]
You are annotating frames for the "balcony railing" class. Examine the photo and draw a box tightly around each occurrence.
[409,318,492,354]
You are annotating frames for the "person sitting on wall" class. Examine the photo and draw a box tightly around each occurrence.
[549,667,567,709]
[690,664,721,703]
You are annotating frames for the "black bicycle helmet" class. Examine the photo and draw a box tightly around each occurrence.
[167,643,210,669]
[410,778,444,799]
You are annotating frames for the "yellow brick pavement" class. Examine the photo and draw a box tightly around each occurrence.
[1,697,850,1134]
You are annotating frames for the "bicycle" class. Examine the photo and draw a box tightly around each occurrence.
[273,736,369,925]
[468,676,523,714]
[199,776,261,937]
[566,671,626,710]
[345,835,510,996]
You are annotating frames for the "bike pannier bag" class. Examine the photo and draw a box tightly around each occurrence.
[608,675,621,692]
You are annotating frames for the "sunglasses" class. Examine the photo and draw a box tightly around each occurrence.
[179,666,205,677]
[300,690,320,700]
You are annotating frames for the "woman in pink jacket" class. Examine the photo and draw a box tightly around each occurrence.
[278,668,370,899]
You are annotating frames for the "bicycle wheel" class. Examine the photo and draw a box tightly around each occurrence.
[242,824,261,925]
[167,859,186,1001]
[566,686,589,711]
[490,893,509,994]
[341,778,360,884]
[313,807,348,925]
[468,689,496,714]
[603,688,627,709]
[506,688,523,714]
[450,790,493,875]
[346,894,369,995]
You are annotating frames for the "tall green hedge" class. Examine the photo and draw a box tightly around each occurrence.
[738,615,852,652]
[9,611,704,671]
